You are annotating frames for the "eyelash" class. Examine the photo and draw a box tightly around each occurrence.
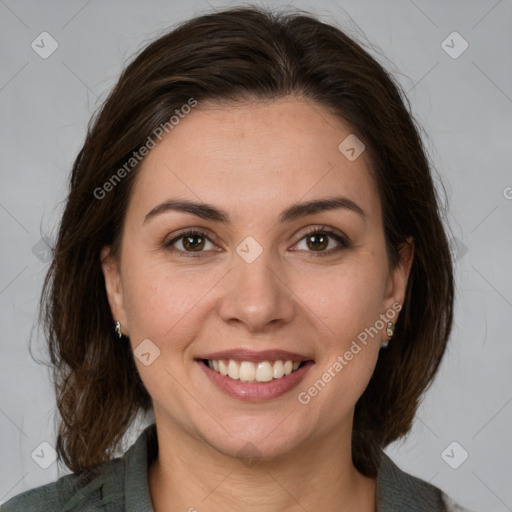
[163,226,350,258]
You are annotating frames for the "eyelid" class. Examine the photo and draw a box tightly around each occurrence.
[295,225,348,243]
[293,225,351,254]
[164,225,350,256]
[164,228,219,253]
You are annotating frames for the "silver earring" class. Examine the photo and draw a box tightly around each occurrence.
[381,322,395,349]
[114,321,123,339]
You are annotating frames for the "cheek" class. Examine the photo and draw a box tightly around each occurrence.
[297,327,380,425]
[121,254,223,347]
[120,255,180,335]
[300,260,388,341]
[126,280,198,342]
[303,260,387,407]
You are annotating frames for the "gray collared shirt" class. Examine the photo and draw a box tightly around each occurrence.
[1,423,474,511]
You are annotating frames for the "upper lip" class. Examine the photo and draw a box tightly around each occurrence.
[196,349,313,362]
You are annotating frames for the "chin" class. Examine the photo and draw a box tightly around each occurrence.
[194,413,311,463]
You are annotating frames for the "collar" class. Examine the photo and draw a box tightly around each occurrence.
[123,423,158,512]
[121,423,447,512]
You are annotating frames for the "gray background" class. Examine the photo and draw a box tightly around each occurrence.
[1,0,511,510]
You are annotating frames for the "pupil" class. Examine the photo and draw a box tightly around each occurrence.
[308,234,327,251]
[184,235,204,251]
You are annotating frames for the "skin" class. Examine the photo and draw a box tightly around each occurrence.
[101,95,414,512]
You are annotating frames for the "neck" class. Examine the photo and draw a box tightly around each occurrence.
[148,417,377,512]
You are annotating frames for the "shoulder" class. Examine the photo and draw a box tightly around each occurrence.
[1,455,125,511]
[376,451,475,512]
[1,423,157,512]
[441,493,477,512]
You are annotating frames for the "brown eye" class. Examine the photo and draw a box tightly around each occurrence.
[306,232,330,251]
[181,233,206,251]
[165,230,215,254]
[294,227,350,255]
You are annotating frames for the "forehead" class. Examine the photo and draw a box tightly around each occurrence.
[127,97,381,226]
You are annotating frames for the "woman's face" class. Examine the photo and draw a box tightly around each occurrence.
[102,96,413,461]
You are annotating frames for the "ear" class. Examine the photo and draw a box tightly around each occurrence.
[384,236,414,311]
[100,246,129,335]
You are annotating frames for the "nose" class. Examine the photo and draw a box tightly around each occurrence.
[217,245,295,333]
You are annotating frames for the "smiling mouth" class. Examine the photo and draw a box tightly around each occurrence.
[201,358,307,383]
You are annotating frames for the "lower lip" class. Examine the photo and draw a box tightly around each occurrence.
[197,360,314,402]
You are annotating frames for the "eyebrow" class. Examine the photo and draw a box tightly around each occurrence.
[143,196,367,225]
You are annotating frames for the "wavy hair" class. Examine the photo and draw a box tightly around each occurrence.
[38,4,454,477]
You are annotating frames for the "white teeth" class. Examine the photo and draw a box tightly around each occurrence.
[239,361,256,382]
[273,360,284,378]
[206,359,304,382]
[256,361,273,382]
[219,360,228,376]
[227,360,240,380]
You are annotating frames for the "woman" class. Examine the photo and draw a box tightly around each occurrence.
[2,5,474,511]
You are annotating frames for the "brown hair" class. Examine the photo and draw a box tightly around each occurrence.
[38,4,454,477]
